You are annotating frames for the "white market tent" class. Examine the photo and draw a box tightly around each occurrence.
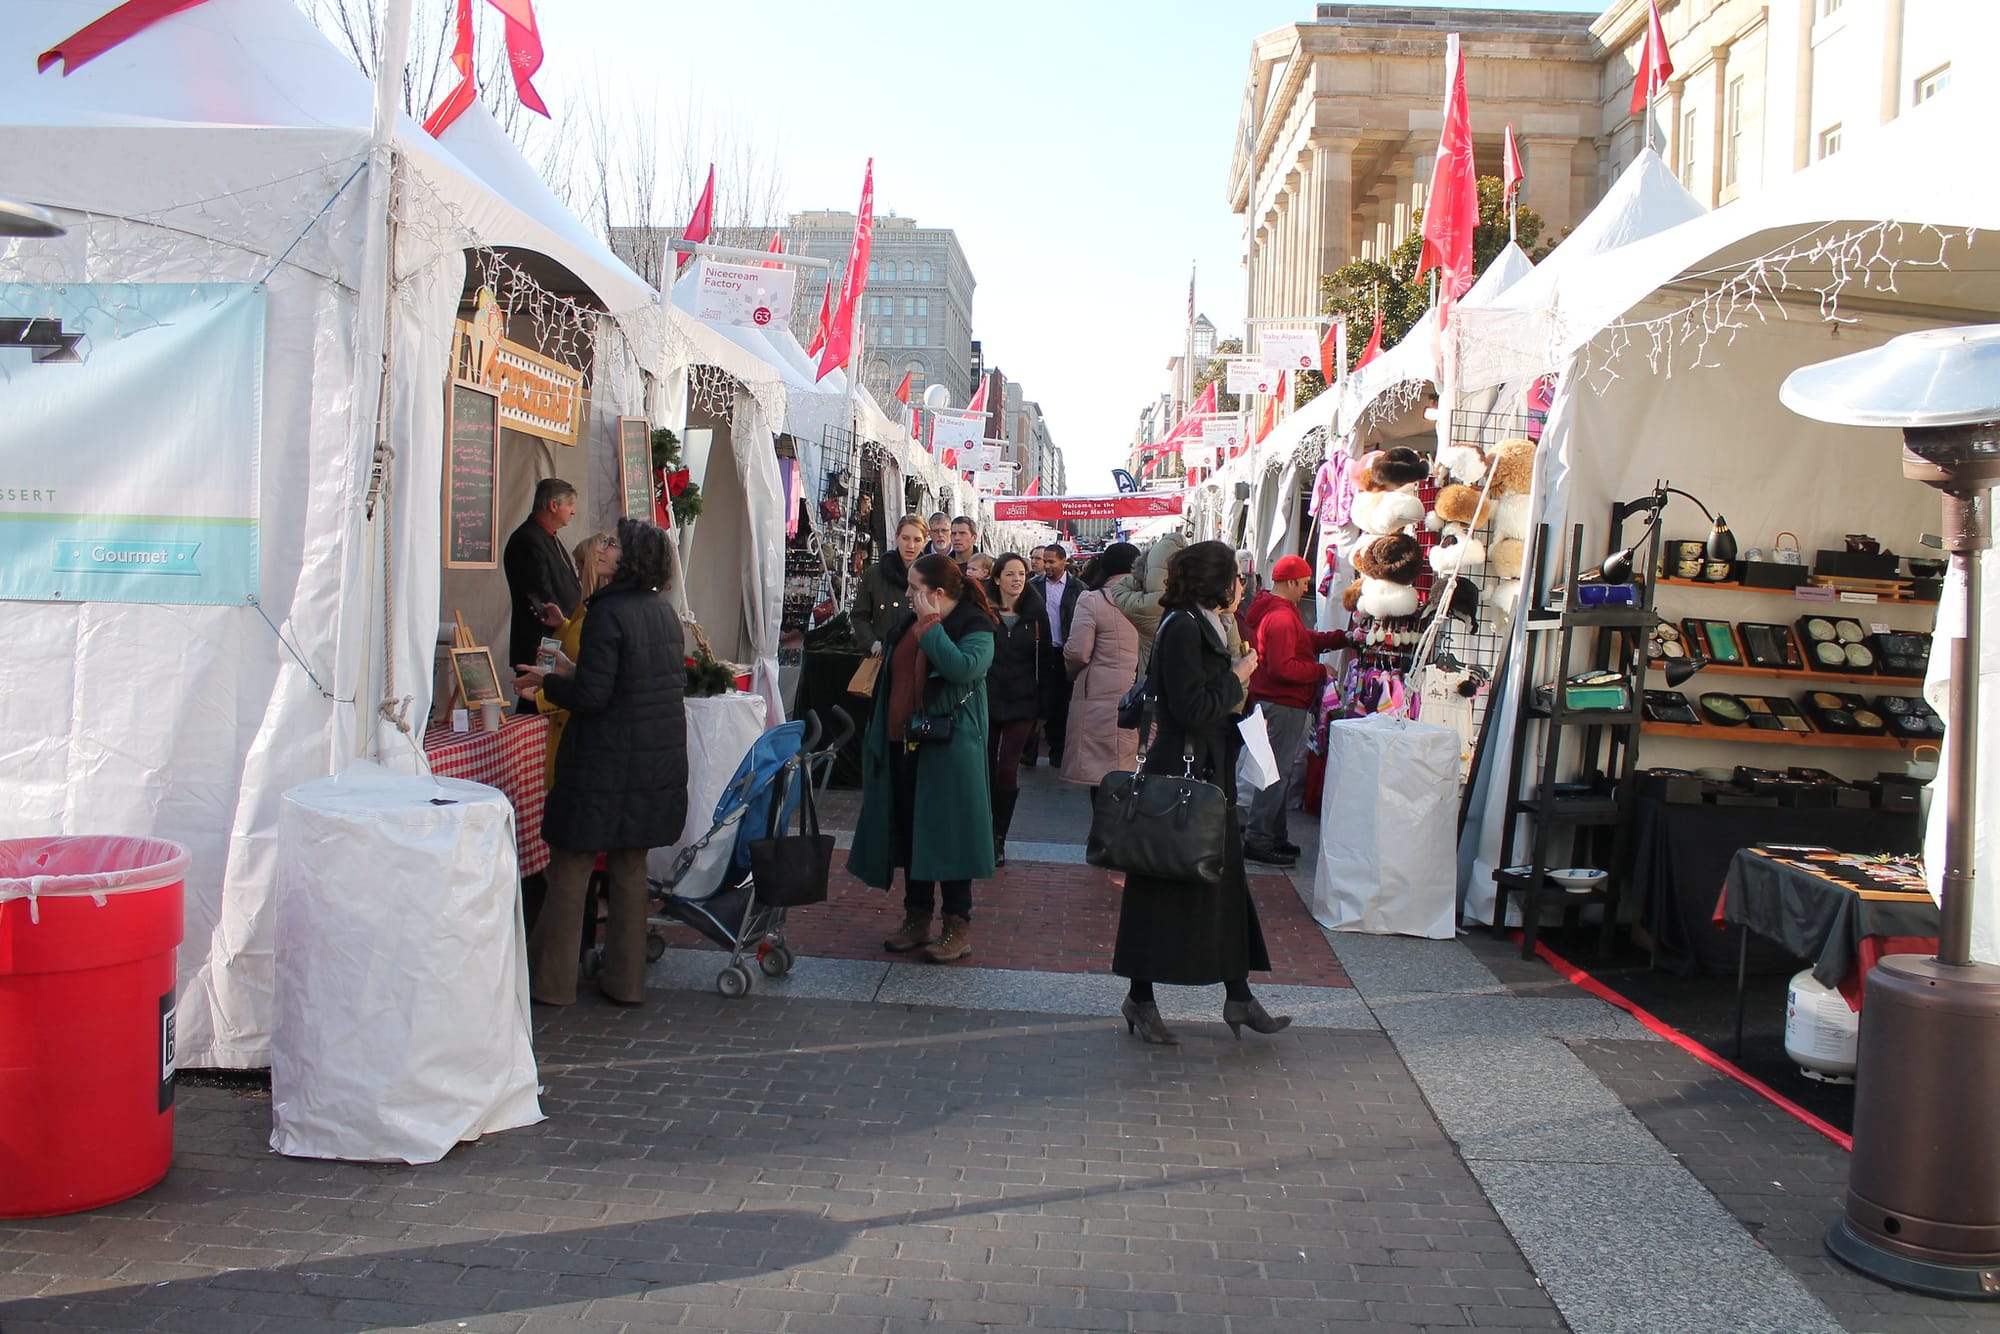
[1457,93,2000,962]
[0,0,778,1066]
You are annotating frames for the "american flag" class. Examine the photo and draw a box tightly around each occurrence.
[1187,265,1196,325]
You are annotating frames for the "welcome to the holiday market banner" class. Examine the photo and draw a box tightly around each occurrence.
[0,283,263,605]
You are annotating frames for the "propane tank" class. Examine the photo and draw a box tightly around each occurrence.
[1785,969,1859,1083]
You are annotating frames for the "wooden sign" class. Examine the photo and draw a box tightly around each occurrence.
[454,318,584,446]
[444,382,500,569]
[449,646,505,706]
[617,417,654,521]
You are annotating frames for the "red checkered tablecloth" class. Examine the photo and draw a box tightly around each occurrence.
[423,715,551,875]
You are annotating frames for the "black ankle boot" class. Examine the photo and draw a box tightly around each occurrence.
[991,788,1019,868]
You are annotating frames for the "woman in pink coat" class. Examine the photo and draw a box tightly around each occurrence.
[1061,543,1143,794]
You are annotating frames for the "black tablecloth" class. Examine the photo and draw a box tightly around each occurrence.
[1721,848,1939,993]
[791,650,873,788]
[1631,796,1921,974]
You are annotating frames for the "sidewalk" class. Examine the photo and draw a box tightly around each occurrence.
[1,764,1993,1332]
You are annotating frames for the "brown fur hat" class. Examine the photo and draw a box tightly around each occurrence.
[1490,536,1525,579]
[1342,581,1364,612]
[1365,445,1430,491]
[1487,438,1536,496]
[1433,483,1489,527]
[1353,533,1423,584]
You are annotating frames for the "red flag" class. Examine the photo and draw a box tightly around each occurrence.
[761,232,786,270]
[966,379,988,416]
[423,0,478,136]
[1503,124,1524,199]
[1024,477,1041,497]
[38,0,213,74]
[1418,35,1478,329]
[483,0,548,117]
[1255,374,1284,444]
[1354,308,1385,369]
[805,274,833,357]
[1318,320,1339,381]
[677,164,716,273]
[816,160,875,382]
[1630,0,1675,117]
[893,370,913,405]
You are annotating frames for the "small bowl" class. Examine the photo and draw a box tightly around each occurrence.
[1548,867,1608,894]
[1909,558,1946,579]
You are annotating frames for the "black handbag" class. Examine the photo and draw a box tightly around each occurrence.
[1116,610,1178,731]
[1086,753,1230,886]
[906,685,974,746]
[748,767,833,908]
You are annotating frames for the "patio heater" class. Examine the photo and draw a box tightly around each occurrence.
[0,197,64,238]
[1781,324,2000,1300]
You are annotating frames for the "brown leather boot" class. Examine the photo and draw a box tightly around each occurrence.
[923,915,972,964]
[883,915,933,953]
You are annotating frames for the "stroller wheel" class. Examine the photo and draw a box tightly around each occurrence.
[716,963,752,998]
[758,944,794,978]
[645,932,666,963]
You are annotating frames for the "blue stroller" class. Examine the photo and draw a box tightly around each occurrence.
[643,709,850,997]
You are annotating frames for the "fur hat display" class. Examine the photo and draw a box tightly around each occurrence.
[1353,533,1423,584]
[1486,438,1536,496]
[1435,442,1488,485]
[1349,488,1425,536]
[1490,536,1525,580]
[1428,527,1486,576]
[1364,446,1430,491]
[1491,493,1532,541]
[1433,483,1489,528]
[1354,578,1420,620]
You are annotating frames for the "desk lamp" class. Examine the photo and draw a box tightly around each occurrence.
[1782,324,2000,1300]
[1600,484,1736,585]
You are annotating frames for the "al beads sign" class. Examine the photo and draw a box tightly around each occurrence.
[0,283,263,605]
[691,259,795,332]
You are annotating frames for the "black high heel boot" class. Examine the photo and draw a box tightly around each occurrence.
[1222,997,1291,1039]
[991,788,1018,868]
[1120,998,1179,1045]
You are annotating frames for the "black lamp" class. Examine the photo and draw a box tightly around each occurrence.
[1600,484,1735,584]
[1662,656,1702,688]
[1782,324,2000,1300]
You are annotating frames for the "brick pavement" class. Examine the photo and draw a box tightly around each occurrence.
[0,994,1565,1334]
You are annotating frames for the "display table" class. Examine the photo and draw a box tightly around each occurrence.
[649,692,769,880]
[422,715,550,875]
[1630,796,1920,974]
[1718,846,1939,1007]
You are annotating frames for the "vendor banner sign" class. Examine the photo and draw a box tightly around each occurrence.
[690,258,796,333]
[1225,360,1278,396]
[1258,328,1319,374]
[992,492,1184,522]
[0,283,262,605]
[930,413,983,456]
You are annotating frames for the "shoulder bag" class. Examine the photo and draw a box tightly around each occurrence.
[1116,609,1175,731]
[1086,752,1229,886]
[748,760,833,908]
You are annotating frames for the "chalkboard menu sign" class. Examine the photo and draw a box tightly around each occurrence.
[617,417,653,521]
[445,383,500,568]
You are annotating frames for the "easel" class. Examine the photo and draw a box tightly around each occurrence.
[446,612,476,712]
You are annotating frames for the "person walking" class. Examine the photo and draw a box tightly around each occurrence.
[512,518,687,1007]
[1060,543,1142,798]
[1242,554,1349,866]
[503,478,582,713]
[1028,542,1082,766]
[1112,540,1290,1045]
[535,530,619,787]
[949,516,981,569]
[925,512,953,558]
[851,515,928,654]
[1109,530,1184,675]
[848,553,998,964]
[982,553,1045,867]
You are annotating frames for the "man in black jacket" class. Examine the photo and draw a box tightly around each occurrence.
[1027,543,1083,765]
[503,478,582,713]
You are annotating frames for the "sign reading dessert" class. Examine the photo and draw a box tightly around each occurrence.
[0,282,263,605]
[453,289,584,446]
[690,259,796,332]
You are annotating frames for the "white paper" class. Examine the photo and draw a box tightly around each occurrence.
[1237,705,1280,791]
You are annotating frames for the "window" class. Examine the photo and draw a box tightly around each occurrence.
[1723,76,1745,188]
[917,297,929,317]
[868,260,879,282]
[1818,124,1842,159]
[902,261,915,281]
[903,327,915,346]
[1679,108,1699,189]
[916,327,928,347]
[904,296,916,316]
[920,261,933,282]
[1915,64,1951,103]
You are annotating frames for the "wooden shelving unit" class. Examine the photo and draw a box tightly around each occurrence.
[1654,576,1938,607]
[1640,720,1918,751]
[1643,658,1930,689]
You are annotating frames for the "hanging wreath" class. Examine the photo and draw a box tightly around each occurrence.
[651,427,704,528]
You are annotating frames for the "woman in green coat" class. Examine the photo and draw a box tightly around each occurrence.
[846,552,997,964]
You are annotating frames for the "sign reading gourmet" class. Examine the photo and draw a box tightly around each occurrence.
[453,318,584,446]
[445,383,500,569]
[991,492,1185,522]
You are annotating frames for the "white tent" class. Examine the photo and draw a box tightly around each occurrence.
[0,0,768,1065]
[1458,93,2000,961]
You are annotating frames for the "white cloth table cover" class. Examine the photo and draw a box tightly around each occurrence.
[1312,714,1460,939]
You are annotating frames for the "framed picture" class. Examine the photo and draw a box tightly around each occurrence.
[444,382,500,569]
[617,416,653,521]
[450,646,505,706]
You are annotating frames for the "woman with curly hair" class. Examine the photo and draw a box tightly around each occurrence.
[514,517,688,1007]
[1111,539,1290,1045]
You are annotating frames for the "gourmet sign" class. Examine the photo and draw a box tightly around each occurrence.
[454,313,584,446]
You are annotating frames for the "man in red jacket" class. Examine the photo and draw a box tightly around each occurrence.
[1243,554,1348,865]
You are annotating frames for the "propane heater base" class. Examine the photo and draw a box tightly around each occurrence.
[1828,1217,2000,1300]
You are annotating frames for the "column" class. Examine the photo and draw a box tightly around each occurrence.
[1880,0,1906,125]
[1521,136,1578,238]
[1309,136,1358,285]
[1708,46,1731,205]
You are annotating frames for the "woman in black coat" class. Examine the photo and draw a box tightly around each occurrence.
[1112,539,1291,1044]
[983,552,1046,867]
[513,518,688,1007]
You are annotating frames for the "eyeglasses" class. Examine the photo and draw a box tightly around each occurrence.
[602,538,620,549]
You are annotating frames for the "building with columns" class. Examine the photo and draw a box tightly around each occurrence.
[1228,1,1983,357]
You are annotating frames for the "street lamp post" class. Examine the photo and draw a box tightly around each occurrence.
[1781,325,2000,1300]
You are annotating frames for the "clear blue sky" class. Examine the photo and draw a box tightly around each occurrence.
[536,0,1604,488]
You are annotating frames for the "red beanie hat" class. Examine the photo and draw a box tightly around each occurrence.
[1271,554,1314,581]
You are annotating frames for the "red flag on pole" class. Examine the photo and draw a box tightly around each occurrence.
[482,0,548,117]
[1503,124,1524,199]
[1318,319,1340,381]
[805,273,833,357]
[893,370,913,405]
[423,0,478,136]
[1418,34,1478,329]
[1255,375,1283,445]
[37,0,212,74]
[761,232,785,269]
[1630,0,1675,117]
[815,160,875,382]
[1354,308,1385,370]
[677,165,716,273]
[1024,477,1041,497]
[966,378,988,416]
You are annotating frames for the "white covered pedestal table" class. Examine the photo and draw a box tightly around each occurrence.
[1312,714,1460,939]
[270,764,543,1163]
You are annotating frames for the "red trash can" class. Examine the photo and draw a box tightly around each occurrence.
[0,836,188,1217]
